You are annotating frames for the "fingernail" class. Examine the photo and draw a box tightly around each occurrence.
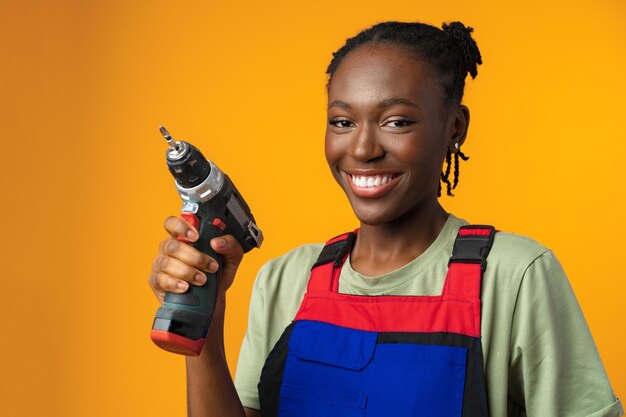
[194,273,207,285]
[216,238,227,248]
[177,281,189,290]
[208,261,219,272]
[186,230,198,240]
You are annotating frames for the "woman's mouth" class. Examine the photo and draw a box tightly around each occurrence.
[344,172,402,198]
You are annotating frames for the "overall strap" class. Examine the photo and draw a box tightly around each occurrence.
[307,231,356,293]
[442,225,497,299]
[308,225,497,297]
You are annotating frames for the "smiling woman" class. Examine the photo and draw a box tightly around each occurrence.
[147,20,624,417]
[325,43,457,228]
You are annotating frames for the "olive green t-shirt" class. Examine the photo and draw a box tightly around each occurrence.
[233,213,623,417]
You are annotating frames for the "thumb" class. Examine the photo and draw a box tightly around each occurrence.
[210,235,244,267]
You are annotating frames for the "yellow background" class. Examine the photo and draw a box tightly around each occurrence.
[1,0,625,415]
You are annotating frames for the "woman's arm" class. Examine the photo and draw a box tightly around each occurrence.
[507,251,623,416]
[185,296,260,417]
[185,296,251,417]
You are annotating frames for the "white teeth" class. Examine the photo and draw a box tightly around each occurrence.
[350,174,396,188]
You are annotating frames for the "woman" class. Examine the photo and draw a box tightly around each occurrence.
[148,21,623,417]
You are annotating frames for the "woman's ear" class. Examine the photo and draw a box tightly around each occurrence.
[447,104,470,153]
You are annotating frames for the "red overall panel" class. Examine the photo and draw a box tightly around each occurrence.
[294,292,480,337]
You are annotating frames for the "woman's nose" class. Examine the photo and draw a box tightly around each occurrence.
[349,123,384,161]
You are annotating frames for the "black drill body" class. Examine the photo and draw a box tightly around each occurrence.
[150,126,263,356]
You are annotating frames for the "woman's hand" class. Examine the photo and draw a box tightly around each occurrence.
[148,215,244,304]
[148,216,250,417]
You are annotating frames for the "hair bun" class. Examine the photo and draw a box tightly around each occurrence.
[441,21,482,79]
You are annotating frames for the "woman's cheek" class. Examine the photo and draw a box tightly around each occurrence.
[324,132,341,170]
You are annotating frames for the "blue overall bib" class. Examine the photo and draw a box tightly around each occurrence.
[258,225,496,417]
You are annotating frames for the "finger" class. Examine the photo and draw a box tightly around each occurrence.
[159,238,219,273]
[163,215,199,242]
[152,269,193,293]
[153,254,209,286]
[210,234,244,265]
[147,271,167,302]
[148,271,181,304]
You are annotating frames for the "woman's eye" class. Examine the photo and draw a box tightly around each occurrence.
[384,119,415,128]
[329,119,354,128]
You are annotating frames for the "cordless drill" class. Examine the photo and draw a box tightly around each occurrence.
[150,126,263,356]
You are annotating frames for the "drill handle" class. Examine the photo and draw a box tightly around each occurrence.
[161,210,224,322]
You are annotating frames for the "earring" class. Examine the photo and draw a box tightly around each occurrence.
[454,143,459,150]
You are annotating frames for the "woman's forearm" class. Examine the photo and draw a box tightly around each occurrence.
[185,296,247,417]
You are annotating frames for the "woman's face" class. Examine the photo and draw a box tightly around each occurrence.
[325,43,459,226]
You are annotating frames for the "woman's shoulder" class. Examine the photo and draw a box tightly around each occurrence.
[452,214,553,270]
[261,243,326,271]
[254,243,326,293]
[489,228,553,269]
[480,227,566,299]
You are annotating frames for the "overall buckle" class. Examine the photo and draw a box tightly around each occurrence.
[312,232,356,269]
[448,225,496,272]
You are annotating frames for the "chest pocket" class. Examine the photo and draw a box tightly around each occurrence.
[278,321,374,417]
[288,320,378,370]
[279,320,467,417]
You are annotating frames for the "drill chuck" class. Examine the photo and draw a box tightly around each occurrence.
[160,125,212,190]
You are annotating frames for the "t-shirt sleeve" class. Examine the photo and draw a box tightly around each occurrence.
[508,251,623,417]
[233,263,269,411]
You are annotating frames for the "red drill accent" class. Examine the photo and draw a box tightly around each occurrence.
[150,329,205,356]
[181,213,201,231]
[211,217,227,231]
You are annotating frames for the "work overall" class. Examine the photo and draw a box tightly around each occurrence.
[258,225,496,417]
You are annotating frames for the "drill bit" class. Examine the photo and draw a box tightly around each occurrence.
[159,125,179,151]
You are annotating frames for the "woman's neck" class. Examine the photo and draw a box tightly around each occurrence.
[350,202,449,277]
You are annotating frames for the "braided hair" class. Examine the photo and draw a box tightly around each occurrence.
[326,21,482,197]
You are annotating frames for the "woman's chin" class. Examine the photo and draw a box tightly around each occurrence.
[350,205,398,227]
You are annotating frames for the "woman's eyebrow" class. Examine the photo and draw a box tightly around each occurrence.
[328,100,351,109]
[377,97,420,108]
[328,98,420,109]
